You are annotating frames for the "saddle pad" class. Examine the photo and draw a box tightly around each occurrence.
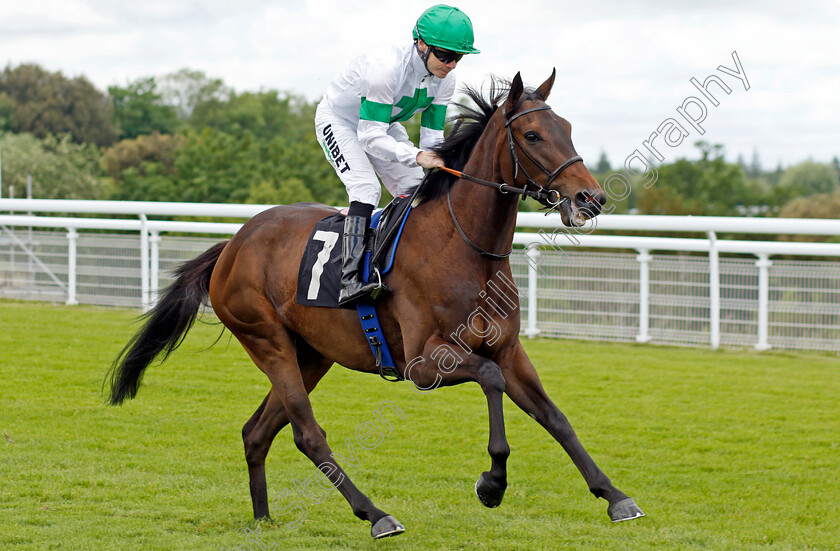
[296,212,345,308]
[296,199,414,309]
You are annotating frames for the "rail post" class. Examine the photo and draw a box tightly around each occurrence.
[150,230,161,307]
[66,228,78,305]
[755,254,772,351]
[636,249,652,343]
[525,245,541,338]
[139,214,150,312]
[708,231,720,350]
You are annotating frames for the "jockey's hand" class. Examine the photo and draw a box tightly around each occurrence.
[416,151,444,169]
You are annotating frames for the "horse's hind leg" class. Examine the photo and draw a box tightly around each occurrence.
[502,344,644,522]
[243,349,332,519]
[243,392,273,519]
[237,328,404,538]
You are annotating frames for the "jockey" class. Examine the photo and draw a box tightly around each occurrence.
[315,4,480,307]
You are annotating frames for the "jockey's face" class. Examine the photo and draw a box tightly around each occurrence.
[418,40,459,79]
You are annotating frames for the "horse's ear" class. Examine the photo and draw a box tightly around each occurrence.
[505,72,524,111]
[535,68,556,100]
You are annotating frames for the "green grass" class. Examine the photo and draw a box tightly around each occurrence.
[1,300,838,550]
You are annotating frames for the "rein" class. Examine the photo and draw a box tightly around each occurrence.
[440,103,583,259]
[438,165,567,204]
[446,189,511,260]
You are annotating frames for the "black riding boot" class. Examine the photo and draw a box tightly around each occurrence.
[338,214,389,307]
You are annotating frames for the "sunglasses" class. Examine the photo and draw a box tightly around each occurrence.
[430,47,463,64]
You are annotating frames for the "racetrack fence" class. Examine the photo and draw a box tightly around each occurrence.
[1,199,839,353]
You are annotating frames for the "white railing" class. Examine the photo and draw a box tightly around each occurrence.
[513,212,840,351]
[2,199,839,352]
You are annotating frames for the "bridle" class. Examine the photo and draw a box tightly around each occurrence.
[502,103,582,205]
[445,102,583,260]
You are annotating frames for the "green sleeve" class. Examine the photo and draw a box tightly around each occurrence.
[421,104,447,130]
[359,98,393,123]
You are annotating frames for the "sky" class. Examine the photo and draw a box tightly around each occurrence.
[2,0,839,170]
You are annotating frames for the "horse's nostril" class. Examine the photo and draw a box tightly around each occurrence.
[576,190,606,207]
[575,190,605,215]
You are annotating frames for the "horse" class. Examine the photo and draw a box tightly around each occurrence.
[107,70,644,538]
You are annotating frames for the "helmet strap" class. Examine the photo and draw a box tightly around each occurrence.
[413,34,433,76]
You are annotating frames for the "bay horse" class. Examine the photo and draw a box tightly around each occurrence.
[107,71,644,538]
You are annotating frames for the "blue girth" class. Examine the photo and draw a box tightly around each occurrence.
[356,203,413,382]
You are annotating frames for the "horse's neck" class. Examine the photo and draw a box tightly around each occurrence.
[447,127,520,259]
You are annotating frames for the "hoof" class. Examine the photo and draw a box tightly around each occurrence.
[608,497,645,523]
[371,515,405,539]
[474,472,506,508]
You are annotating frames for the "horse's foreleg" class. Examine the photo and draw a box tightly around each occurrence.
[410,337,510,508]
[501,345,644,522]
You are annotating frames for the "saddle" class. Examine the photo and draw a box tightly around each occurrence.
[365,191,416,283]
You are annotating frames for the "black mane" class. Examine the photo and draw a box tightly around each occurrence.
[417,76,542,200]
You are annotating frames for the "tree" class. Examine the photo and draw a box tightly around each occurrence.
[261,134,346,206]
[774,160,839,205]
[183,89,346,205]
[0,93,13,131]
[189,90,314,142]
[0,64,118,146]
[157,69,229,119]
[595,151,612,174]
[0,133,106,199]
[748,149,762,178]
[170,128,261,203]
[777,189,840,243]
[109,77,180,139]
[779,189,840,220]
[246,177,314,205]
[106,124,345,205]
[636,141,748,216]
[102,132,183,201]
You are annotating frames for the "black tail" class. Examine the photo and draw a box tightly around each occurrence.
[107,241,228,405]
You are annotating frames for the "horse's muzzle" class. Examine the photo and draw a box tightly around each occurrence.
[559,189,606,227]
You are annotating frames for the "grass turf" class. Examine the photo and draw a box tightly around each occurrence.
[0,300,837,550]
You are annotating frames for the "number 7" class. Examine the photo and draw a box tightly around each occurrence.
[307,230,339,300]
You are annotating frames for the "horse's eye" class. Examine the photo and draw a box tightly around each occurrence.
[524,131,541,143]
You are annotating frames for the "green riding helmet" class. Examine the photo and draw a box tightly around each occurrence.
[412,4,480,54]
